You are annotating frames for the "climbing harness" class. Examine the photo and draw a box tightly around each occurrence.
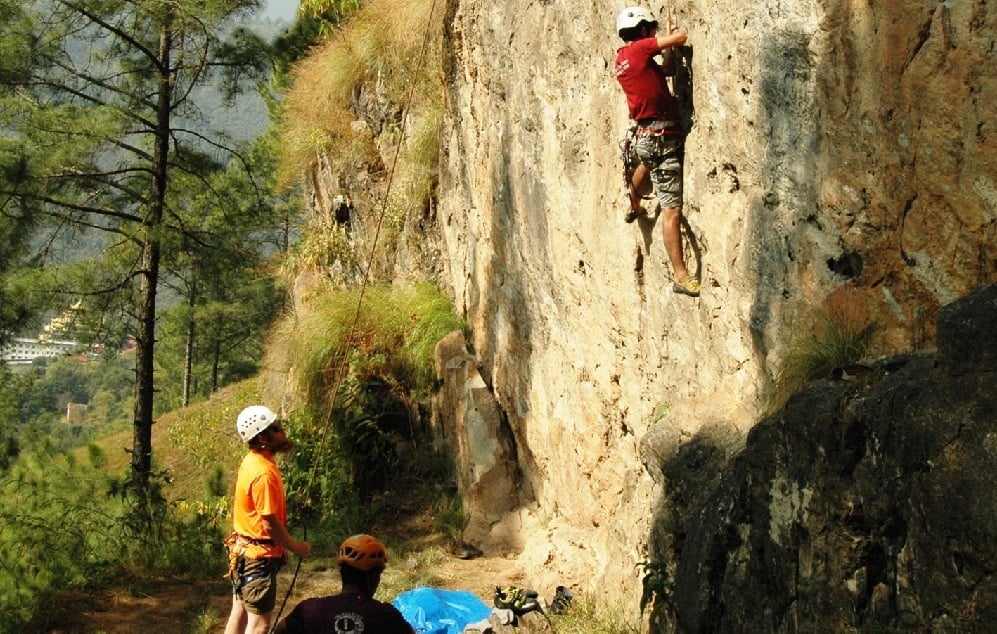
[223,538,284,614]
[635,119,679,136]
[222,533,285,596]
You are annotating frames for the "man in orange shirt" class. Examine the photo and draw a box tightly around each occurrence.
[224,405,311,634]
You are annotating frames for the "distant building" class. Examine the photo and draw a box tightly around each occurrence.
[41,300,86,342]
[2,300,94,366]
[1,337,79,365]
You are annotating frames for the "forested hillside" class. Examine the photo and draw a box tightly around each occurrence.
[0,2,477,632]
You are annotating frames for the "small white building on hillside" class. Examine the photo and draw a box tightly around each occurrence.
[1,337,79,365]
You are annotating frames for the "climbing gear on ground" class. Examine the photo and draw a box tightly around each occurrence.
[451,542,483,560]
[673,276,701,297]
[550,585,574,615]
[338,534,388,571]
[236,405,278,442]
[494,586,541,614]
[617,6,657,36]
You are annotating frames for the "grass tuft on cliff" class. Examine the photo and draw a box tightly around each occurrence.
[770,302,877,411]
[266,281,466,413]
[277,0,442,190]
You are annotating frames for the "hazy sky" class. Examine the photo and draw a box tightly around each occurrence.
[262,0,299,21]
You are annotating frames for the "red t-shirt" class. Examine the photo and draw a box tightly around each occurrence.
[615,37,678,123]
[280,594,415,634]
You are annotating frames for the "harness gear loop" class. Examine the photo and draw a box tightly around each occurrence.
[620,124,640,191]
[223,532,278,584]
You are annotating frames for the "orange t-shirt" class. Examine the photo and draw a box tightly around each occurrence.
[232,450,286,559]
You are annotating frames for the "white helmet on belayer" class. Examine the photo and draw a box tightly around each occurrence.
[236,405,278,442]
[617,6,657,37]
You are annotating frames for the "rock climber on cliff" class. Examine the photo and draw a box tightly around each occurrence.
[615,6,700,297]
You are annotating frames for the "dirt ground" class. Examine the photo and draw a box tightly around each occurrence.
[39,449,536,632]
[45,498,531,634]
[50,551,526,634]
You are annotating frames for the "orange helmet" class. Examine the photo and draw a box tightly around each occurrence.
[337,534,388,571]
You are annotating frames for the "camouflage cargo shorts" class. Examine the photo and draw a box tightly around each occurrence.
[634,132,684,209]
[232,557,283,614]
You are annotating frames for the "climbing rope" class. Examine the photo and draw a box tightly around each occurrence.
[267,0,441,630]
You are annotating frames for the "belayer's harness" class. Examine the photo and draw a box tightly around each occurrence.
[223,532,282,590]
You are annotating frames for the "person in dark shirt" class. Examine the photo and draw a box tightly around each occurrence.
[273,534,415,634]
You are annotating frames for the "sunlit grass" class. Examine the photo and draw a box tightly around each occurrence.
[266,281,466,413]
[769,300,878,411]
[549,591,644,633]
[276,0,444,289]
[278,0,442,189]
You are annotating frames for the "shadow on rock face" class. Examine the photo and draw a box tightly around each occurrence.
[642,284,997,633]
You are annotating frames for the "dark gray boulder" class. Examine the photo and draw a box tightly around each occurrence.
[649,284,997,633]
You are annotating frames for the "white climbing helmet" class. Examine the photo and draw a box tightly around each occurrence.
[236,405,278,442]
[617,6,657,36]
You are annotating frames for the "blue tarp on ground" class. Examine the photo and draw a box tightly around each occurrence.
[393,586,492,634]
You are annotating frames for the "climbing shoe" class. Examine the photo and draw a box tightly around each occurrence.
[494,586,540,614]
[624,206,649,224]
[673,276,701,297]
[550,585,573,615]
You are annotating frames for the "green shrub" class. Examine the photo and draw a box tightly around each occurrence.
[282,282,465,410]
[282,222,359,279]
[638,560,673,617]
[263,282,464,528]
[0,449,118,629]
[278,0,442,203]
[1,440,232,630]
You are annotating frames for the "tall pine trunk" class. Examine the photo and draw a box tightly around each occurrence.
[182,278,196,407]
[131,19,173,489]
[211,339,221,393]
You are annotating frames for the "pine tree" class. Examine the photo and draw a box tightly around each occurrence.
[0,0,274,491]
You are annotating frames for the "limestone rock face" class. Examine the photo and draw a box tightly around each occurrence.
[652,284,997,632]
[426,0,996,609]
[304,0,997,619]
[433,332,528,548]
